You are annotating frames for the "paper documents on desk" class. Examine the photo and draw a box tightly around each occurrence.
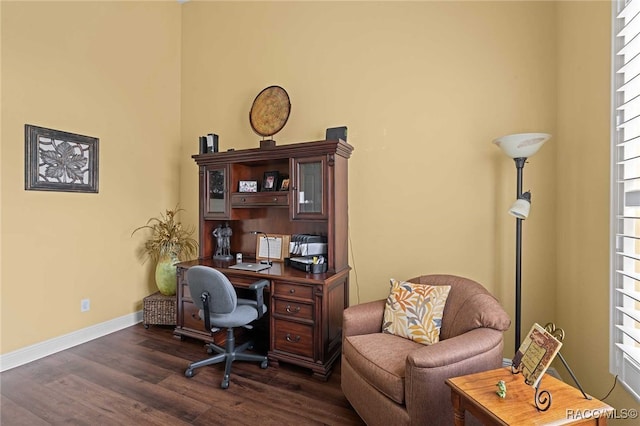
[512,323,562,388]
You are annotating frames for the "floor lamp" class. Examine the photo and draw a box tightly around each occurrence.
[493,132,551,354]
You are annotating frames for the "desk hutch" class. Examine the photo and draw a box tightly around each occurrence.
[174,139,353,380]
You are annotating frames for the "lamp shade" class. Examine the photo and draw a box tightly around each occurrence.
[509,198,531,219]
[493,133,551,159]
[508,191,532,219]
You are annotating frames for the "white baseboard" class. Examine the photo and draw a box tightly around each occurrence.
[0,311,143,372]
[502,357,563,381]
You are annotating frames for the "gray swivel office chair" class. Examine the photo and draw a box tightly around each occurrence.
[184,265,269,389]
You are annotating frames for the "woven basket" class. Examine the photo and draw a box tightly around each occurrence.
[143,292,177,327]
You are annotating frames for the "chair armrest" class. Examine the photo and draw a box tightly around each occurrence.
[343,299,386,337]
[248,279,269,291]
[404,328,505,424]
[249,279,269,320]
[407,328,504,369]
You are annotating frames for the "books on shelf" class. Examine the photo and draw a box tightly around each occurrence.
[512,323,563,387]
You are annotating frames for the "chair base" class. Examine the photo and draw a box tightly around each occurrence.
[184,327,268,389]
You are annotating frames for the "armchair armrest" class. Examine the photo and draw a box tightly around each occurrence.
[404,328,506,424]
[248,279,269,320]
[343,299,386,337]
[407,327,504,369]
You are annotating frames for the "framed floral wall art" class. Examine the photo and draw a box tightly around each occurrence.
[24,124,99,193]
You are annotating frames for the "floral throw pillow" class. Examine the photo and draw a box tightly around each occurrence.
[382,279,451,345]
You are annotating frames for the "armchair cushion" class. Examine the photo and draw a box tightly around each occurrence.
[343,331,423,404]
[382,279,451,345]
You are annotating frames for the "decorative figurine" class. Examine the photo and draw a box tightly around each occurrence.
[496,380,507,398]
[212,222,233,260]
[221,222,232,256]
[213,224,224,257]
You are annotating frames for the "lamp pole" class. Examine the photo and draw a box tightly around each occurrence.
[514,157,526,354]
[493,132,550,355]
[251,231,272,266]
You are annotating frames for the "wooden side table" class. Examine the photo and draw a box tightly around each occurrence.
[445,367,614,425]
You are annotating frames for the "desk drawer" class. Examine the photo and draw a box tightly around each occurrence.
[273,319,313,358]
[272,282,313,300]
[181,300,205,331]
[273,299,313,321]
[231,192,289,207]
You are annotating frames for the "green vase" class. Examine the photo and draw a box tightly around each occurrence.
[155,255,178,296]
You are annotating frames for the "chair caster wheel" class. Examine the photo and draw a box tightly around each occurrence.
[185,368,195,378]
[260,360,268,369]
[220,379,229,389]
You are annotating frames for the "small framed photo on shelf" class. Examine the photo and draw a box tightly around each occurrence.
[262,171,279,191]
[279,178,290,191]
[239,180,258,192]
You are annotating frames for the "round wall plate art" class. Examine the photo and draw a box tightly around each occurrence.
[249,85,291,147]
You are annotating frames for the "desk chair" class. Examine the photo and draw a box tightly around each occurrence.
[184,265,269,389]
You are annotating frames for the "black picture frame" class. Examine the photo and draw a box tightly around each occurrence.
[25,124,99,193]
[262,171,279,191]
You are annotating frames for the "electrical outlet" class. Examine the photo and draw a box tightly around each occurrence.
[80,298,90,312]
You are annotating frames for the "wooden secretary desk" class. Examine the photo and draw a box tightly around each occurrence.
[174,139,353,380]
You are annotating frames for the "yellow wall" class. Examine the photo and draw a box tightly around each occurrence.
[2,0,638,416]
[1,1,182,352]
[180,0,557,357]
[556,0,640,415]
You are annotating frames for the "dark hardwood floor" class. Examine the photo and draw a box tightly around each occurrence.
[0,324,365,425]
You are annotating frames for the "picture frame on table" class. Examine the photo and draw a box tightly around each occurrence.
[256,233,291,263]
[239,180,258,193]
[262,171,279,191]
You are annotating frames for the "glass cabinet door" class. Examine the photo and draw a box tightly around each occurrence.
[292,156,326,219]
[205,166,229,218]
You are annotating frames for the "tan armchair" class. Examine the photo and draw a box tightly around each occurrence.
[341,274,511,426]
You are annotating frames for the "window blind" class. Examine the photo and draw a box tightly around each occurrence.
[612,0,640,401]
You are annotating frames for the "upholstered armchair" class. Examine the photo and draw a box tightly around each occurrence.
[341,274,511,426]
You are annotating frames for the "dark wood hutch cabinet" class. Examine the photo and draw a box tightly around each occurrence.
[174,139,353,380]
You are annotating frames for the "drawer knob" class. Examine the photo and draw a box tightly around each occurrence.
[285,305,301,314]
[285,333,301,343]
[289,289,295,294]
